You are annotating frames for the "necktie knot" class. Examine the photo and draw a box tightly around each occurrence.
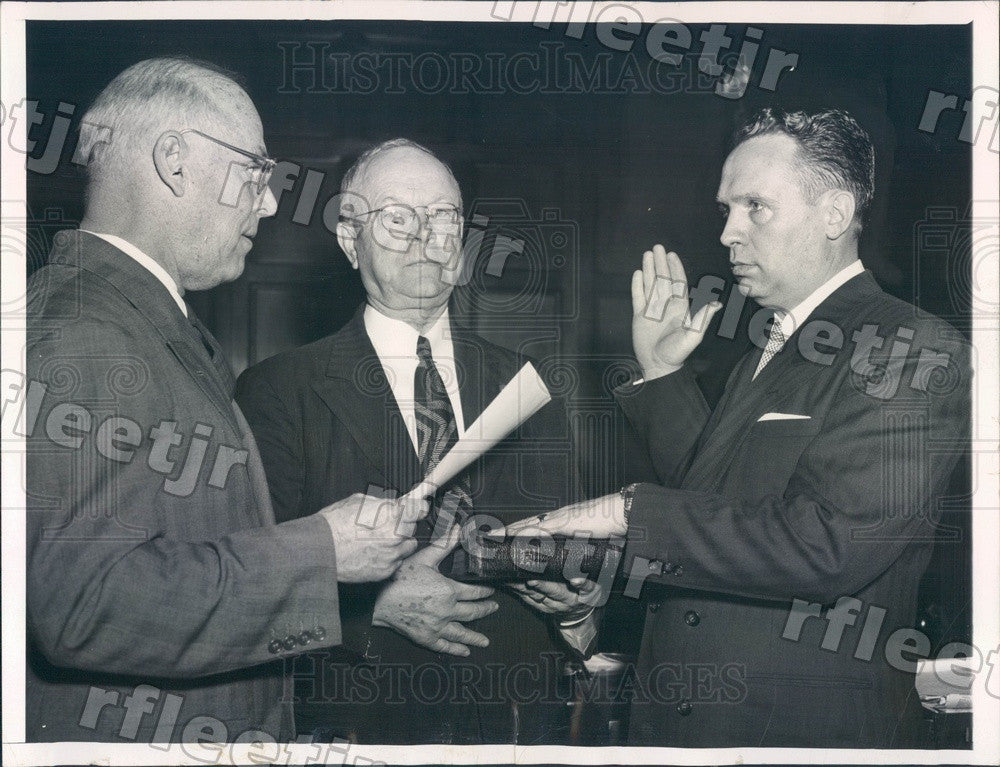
[767,313,787,348]
[753,312,788,380]
[416,335,433,365]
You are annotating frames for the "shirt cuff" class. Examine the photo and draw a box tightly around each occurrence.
[557,609,599,658]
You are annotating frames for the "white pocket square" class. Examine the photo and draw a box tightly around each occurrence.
[757,412,812,422]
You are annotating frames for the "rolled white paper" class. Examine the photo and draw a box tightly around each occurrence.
[408,361,551,498]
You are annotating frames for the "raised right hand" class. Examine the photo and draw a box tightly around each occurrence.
[319,492,428,583]
[631,244,722,381]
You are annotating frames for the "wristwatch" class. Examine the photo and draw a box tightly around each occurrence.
[620,482,639,530]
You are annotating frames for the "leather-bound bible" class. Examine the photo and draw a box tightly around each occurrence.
[447,533,623,583]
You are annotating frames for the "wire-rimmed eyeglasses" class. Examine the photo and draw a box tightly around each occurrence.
[341,204,462,238]
[180,128,276,195]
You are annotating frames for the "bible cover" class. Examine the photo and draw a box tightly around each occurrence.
[448,534,623,583]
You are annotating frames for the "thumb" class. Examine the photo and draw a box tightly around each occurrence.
[683,300,723,337]
[407,481,438,500]
[504,513,565,538]
[411,522,461,566]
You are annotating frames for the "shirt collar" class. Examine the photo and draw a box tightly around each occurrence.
[79,230,187,317]
[363,304,452,358]
[777,259,864,338]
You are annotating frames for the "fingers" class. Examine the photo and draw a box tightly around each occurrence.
[568,576,599,594]
[683,299,724,336]
[523,579,576,600]
[507,583,531,597]
[652,243,671,283]
[504,511,567,537]
[442,622,490,649]
[451,599,500,622]
[452,581,496,601]
[631,269,645,316]
[658,245,689,297]
[430,637,474,657]
[642,249,655,296]
[411,522,460,566]
[397,494,431,524]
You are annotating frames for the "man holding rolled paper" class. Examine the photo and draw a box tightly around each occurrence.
[508,109,971,747]
[236,138,593,744]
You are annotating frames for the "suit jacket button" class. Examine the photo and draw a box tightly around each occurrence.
[282,635,298,651]
[298,631,313,646]
[684,610,700,626]
[672,565,684,577]
[314,626,327,641]
[676,700,693,716]
[648,601,660,613]
[268,639,282,655]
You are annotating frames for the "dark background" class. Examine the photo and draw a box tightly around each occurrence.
[25,20,973,658]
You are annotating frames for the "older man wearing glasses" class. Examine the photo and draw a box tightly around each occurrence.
[235,139,592,744]
[26,58,427,743]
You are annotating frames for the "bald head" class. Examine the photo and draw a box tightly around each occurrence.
[339,138,461,216]
[78,57,256,183]
[77,57,277,292]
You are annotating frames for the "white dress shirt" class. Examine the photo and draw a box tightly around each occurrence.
[774,259,864,340]
[365,305,595,654]
[80,230,187,317]
[363,304,465,453]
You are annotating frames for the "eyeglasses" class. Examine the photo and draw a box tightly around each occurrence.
[343,204,462,238]
[180,128,276,195]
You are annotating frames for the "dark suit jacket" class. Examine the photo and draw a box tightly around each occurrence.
[235,307,578,744]
[25,231,343,742]
[616,271,970,748]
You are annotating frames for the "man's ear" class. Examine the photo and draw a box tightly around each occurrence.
[336,220,359,269]
[823,189,857,240]
[153,131,188,197]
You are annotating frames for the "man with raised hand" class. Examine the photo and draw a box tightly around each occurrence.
[510,108,971,747]
[26,58,425,743]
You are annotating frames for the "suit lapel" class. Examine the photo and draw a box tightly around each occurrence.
[310,308,423,494]
[450,323,519,495]
[56,231,241,434]
[683,271,883,490]
[452,323,502,430]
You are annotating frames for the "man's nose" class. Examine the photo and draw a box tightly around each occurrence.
[257,184,278,219]
[720,213,743,250]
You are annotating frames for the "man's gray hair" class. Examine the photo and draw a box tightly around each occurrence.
[77,56,246,178]
[339,138,461,217]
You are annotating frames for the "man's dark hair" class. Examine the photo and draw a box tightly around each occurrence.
[732,108,875,234]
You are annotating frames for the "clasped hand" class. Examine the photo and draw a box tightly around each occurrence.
[320,491,429,583]
[508,576,602,623]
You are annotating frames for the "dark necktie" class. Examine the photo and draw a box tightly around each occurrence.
[413,335,473,533]
[186,308,237,396]
[185,307,270,521]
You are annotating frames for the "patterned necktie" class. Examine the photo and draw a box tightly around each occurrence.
[753,312,787,380]
[413,335,473,533]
